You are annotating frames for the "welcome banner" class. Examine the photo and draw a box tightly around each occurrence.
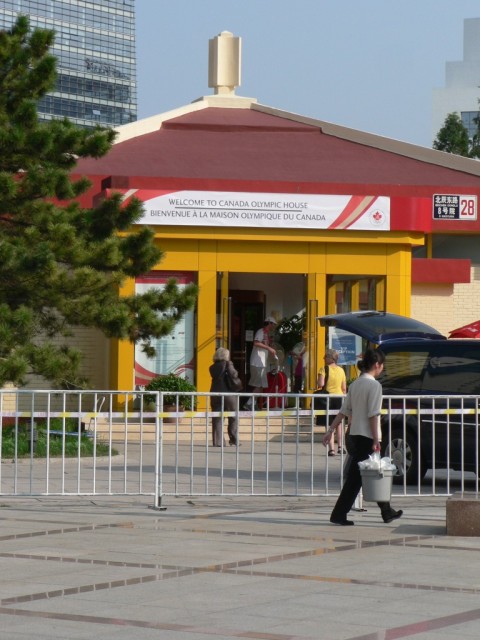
[123,190,391,231]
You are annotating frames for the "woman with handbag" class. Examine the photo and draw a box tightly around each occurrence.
[316,348,347,455]
[209,347,242,447]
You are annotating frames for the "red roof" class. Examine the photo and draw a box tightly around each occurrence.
[76,107,480,194]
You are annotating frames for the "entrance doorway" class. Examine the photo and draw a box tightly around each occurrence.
[214,273,385,395]
[218,273,307,391]
[230,290,265,388]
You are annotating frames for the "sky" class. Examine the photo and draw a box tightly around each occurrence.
[135,0,480,149]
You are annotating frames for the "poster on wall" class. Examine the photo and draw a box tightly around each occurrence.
[134,271,195,387]
[328,328,362,366]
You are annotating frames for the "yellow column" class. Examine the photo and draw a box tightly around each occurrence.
[197,240,218,400]
[385,247,412,316]
[196,270,217,397]
[220,271,229,348]
[110,278,135,392]
[326,280,337,314]
[426,234,433,259]
[375,277,386,310]
[306,273,326,393]
[351,280,360,311]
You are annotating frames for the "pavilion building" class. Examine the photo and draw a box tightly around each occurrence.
[75,31,480,394]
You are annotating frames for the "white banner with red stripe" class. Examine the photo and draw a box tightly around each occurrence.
[128,190,390,231]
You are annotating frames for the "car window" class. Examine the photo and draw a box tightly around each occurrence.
[378,350,429,390]
[423,347,480,394]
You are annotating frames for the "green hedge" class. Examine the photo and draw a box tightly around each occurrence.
[1,418,114,458]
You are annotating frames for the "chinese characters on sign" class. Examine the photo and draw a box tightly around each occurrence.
[433,195,477,220]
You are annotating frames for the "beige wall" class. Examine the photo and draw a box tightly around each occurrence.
[75,327,110,389]
[23,327,109,392]
[411,265,480,336]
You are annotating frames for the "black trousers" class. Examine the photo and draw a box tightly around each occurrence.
[330,435,391,521]
[211,396,238,446]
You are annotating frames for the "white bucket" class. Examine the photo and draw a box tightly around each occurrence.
[360,468,395,502]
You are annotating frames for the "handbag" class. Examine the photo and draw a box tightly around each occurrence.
[224,364,243,392]
[313,365,329,425]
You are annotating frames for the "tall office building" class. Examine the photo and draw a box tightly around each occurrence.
[432,18,480,143]
[0,0,136,129]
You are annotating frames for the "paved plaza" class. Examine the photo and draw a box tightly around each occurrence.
[0,493,479,639]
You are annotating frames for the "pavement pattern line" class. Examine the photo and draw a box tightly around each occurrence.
[3,543,479,608]
[2,604,480,640]
[1,497,479,640]
[0,607,303,640]
[0,521,129,542]
[348,608,480,640]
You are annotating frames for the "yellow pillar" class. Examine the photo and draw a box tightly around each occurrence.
[110,278,135,392]
[196,270,217,396]
[426,234,433,259]
[351,280,360,311]
[385,246,412,316]
[376,277,386,310]
[326,280,337,314]
[306,273,326,392]
[196,240,218,400]
[220,271,229,348]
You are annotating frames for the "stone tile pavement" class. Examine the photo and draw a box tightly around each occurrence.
[0,494,479,639]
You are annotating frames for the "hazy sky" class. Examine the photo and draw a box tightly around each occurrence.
[136,0,480,149]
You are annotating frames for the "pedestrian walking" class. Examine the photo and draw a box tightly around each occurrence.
[323,348,403,526]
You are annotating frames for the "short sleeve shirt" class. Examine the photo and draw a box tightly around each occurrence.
[340,373,382,440]
[319,365,346,394]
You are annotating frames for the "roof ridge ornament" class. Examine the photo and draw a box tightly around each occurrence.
[208,31,241,95]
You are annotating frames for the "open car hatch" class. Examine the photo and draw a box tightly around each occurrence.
[319,311,446,344]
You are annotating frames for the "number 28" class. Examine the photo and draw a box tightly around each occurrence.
[460,198,476,217]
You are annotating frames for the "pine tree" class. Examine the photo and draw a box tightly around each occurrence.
[0,17,197,388]
[433,112,470,156]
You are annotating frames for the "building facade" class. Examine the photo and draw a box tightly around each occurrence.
[0,0,136,128]
[70,32,480,399]
[432,17,480,142]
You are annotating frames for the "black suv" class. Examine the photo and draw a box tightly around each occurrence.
[320,311,480,485]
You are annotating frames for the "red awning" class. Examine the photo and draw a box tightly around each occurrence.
[449,320,480,338]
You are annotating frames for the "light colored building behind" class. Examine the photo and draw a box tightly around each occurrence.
[432,17,480,144]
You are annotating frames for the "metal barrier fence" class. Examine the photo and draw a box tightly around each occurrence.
[0,389,479,504]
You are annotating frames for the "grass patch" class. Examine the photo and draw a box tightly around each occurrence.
[2,418,116,458]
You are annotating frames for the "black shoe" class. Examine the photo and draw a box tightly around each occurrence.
[330,517,354,526]
[382,509,403,524]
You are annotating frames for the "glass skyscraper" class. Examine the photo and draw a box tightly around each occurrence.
[0,0,136,128]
